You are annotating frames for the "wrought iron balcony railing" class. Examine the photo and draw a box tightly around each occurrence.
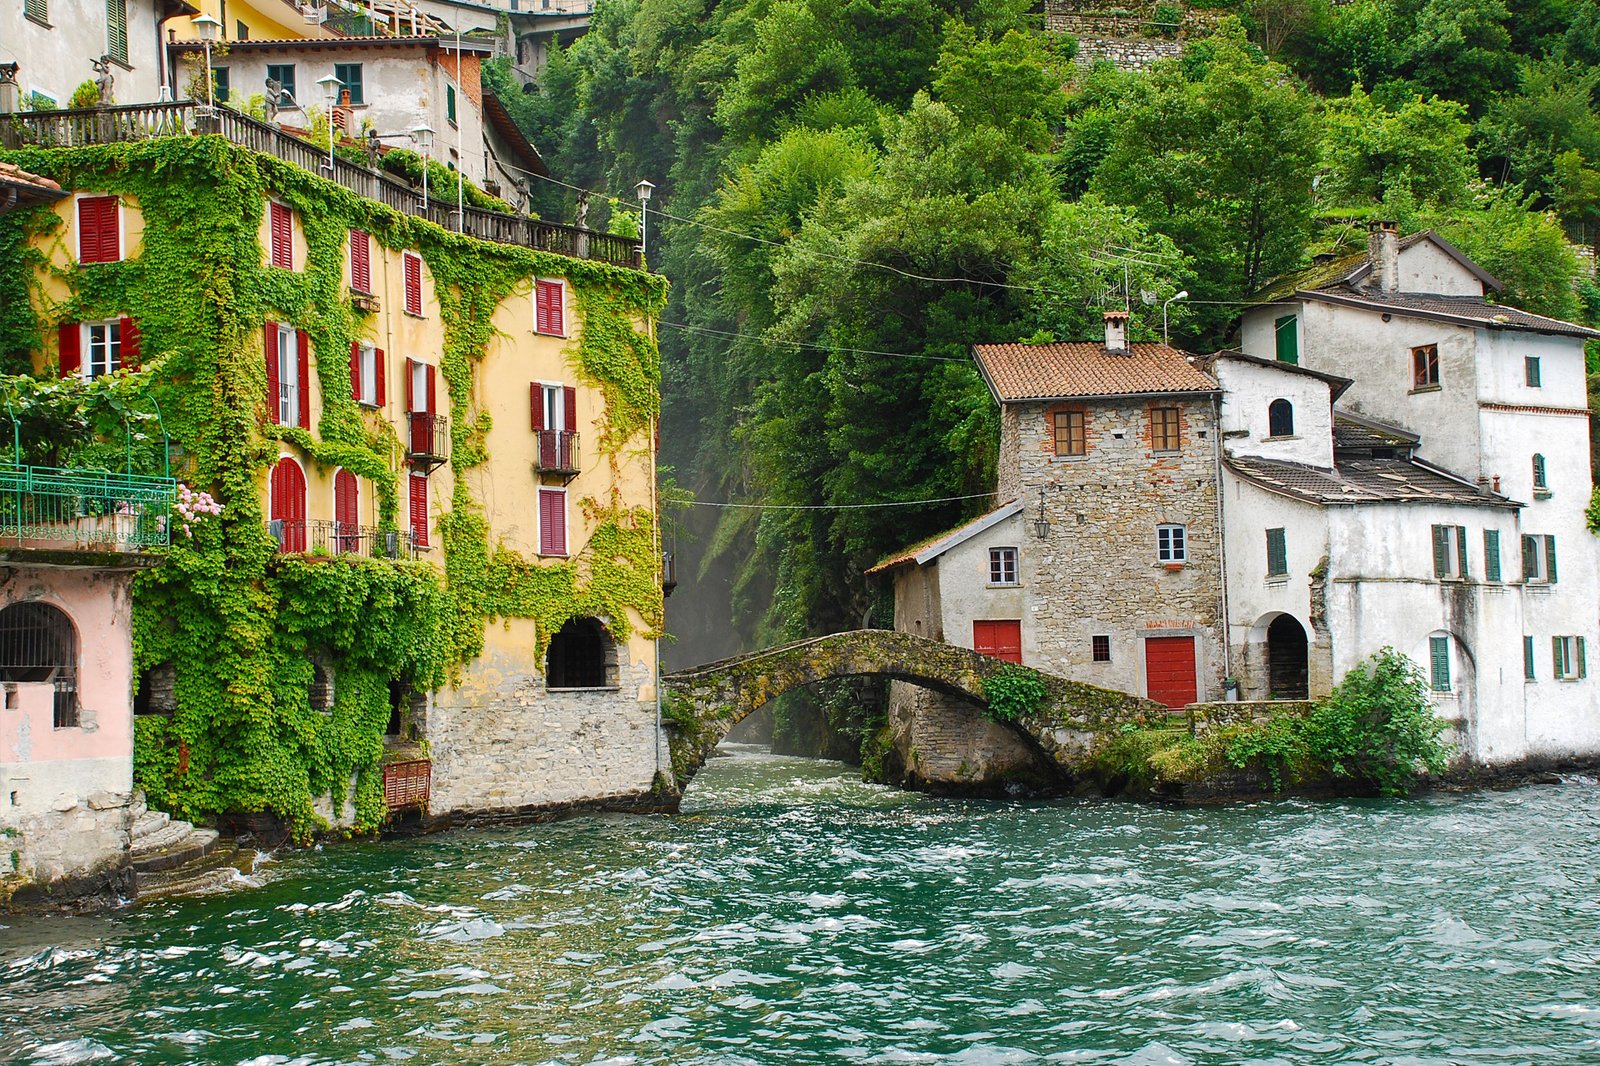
[0,102,644,270]
[407,413,448,468]
[0,465,175,552]
[268,519,417,560]
[534,430,579,476]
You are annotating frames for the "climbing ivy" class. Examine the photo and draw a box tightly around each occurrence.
[0,137,666,838]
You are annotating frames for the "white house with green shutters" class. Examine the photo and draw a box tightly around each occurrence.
[1228,223,1600,765]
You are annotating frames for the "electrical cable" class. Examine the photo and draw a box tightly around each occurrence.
[659,320,969,362]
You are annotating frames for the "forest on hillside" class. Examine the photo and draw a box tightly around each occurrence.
[490,0,1600,756]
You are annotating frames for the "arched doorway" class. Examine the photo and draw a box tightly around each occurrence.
[0,601,80,727]
[270,456,307,553]
[1266,614,1309,699]
[546,617,616,689]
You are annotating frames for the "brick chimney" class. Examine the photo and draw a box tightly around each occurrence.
[1367,220,1400,293]
[1103,309,1130,354]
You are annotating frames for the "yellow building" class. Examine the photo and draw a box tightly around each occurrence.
[1,103,667,832]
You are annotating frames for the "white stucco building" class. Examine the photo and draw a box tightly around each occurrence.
[1,0,194,110]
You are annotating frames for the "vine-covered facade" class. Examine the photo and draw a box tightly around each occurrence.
[0,135,667,845]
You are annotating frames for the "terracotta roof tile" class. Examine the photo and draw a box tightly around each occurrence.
[867,500,1018,574]
[973,342,1218,403]
[0,161,63,194]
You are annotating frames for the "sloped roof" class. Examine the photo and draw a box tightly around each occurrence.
[168,35,493,54]
[0,161,66,213]
[973,342,1218,403]
[483,90,548,178]
[1302,287,1600,340]
[1332,410,1419,451]
[1207,349,1354,401]
[1226,454,1514,508]
[866,500,1020,575]
[1252,230,1500,304]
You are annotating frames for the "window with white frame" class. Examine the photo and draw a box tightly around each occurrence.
[1553,635,1587,680]
[84,321,122,379]
[1523,534,1557,583]
[277,326,299,427]
[540,382,567,431]
[988,547,1018,586]
[356,342,378,406]
[1431,524,1468,579]
[1157,524,1187,563]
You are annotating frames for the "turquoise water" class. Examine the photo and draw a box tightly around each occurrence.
[3,746,1600,1065]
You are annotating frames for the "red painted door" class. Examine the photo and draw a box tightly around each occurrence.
[973,620,1022,664]
[334,469,358,552]
[270,457,306,553]
[1145,636,1197,708]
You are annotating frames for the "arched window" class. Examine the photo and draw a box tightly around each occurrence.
[1268,398,1294,438]
[546,617,616,689]
[270,456,307,552]
[0,601,79,727]
[1532,453,1547,491]
[334,469,359,553]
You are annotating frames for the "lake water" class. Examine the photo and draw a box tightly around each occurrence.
[3,746,1599,1065]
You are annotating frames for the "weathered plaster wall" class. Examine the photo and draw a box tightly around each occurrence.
[1,0,169,107]
[1396,241,1487,296]
[882,682,1059,794]
[0,566,137,898]
[1215,357,1336,468]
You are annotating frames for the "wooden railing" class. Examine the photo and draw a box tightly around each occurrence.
[0,102,644,270]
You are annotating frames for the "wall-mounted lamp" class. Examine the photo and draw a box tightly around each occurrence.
[1033,486,1050,539]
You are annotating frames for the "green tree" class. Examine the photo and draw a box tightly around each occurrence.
[1427,186,1586,320]
[932,22,1067,151]
[1394,0,1515,117]
[1321,86,1475,207]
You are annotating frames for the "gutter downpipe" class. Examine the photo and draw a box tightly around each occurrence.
[1212,391,1232,694]
[648,314,663,787]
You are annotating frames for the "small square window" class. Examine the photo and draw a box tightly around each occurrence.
[1411,344,1440,389]
[266,64,296,107]
[1157,524,1187,563]
[988,547,1018,586]
[1525,356,1541,388]
[1092,635,1111,663]
[334,62,363,105]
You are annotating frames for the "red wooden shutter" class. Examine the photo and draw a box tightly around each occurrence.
[79,196,119,263]
[349,341,361,397]
[264,323,280,421]
[562,385,577,434]
[531,383,544,431]
[119,317,141,370]
[404,254,422,315]
[539,488,566,556]
[296,329,311,429]
[375,347,386,406]
[409,472,429,548]
[335,470,358,528]
[269,202,293,268]
[404,357,415,413]
[349,229,371,293]
[548,282,563,336]
[535,281,551,334]
[59,323,81,378]
[425,363,437,415]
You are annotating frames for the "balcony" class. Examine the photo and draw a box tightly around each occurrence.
[0,103,643,270]
[407,413,449,470]
[268,519,417,560]
[0,465,175,554]
[534,429,579,479]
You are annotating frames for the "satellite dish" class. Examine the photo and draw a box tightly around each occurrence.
[1140,289,1158,305]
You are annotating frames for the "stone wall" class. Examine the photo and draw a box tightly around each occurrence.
[1188,699,1314,736]
[881,683,1061,795]
[1,788,133,908]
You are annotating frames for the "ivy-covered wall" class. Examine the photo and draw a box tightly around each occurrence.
[0,137,667,839]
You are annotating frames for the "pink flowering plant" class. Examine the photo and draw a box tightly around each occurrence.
[174,483,222,540]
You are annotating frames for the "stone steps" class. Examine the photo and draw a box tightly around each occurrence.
[130,809,170,843]
[135,845,259,902]
[131,821,219,875]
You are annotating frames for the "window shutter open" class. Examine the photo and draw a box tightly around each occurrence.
[404,357,415,413]
[59,323,80,377]
[1432,525,1449,578]
[1455,526,1468,579]
[264,322,279,417]
[425,363,437,415]
[1553,636,1565,678]
[1545,535,1557,583]
[296,329,311,429]
[530,383,544,431]
[118,316,141,370]
[563,384,576,433]
[374,348,386,406]
[349,341,361,396]
[1524,636,1535,680]
[1579,637,1588,679]
[1484,530,1501,582]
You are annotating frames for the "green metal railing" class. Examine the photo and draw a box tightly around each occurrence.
[0,465,176,552]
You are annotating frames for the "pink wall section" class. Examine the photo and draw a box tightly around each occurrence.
[0,566,135,766]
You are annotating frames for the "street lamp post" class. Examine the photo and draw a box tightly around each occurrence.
[1162,290,1189,346]
[411,124,434,213]
[634,178,654,267]
[316,73,341,174]
[192,13,221,113]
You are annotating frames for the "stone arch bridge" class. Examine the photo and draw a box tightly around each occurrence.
[660,630,1171,796]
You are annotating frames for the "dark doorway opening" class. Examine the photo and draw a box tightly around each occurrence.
[1267,614,1310,699]
[546,617,612,688]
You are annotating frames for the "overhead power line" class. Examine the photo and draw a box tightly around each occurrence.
[660,320,969,362]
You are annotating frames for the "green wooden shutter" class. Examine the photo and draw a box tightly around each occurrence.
[447,84,457,125]
[1432,525,1449,577]
[1578,637,1587,679]
[106,0,128,63]
[1524,636,1535,680]
[1266,528,1287,576]
[1430,636,1451,691]
[1523,535,1538,580]
[1274,315,1298,365]
[1484,530,1501,582]
[1455,526,1468,578]
[1553,636,1565,679]
[1545,535,1557,583]
[24,0,47,23]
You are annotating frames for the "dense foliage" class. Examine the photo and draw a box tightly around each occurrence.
[499,0,1600,759]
